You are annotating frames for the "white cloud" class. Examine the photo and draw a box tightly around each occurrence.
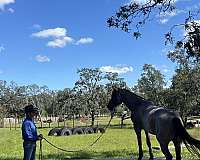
[130,0,147,4]
[0,45,5,53]
[162,68,170,73]
[100,65,133,74]
[157,10,184,24]
[7,7,14,13]
[156,64,171,73]
[32,24,42,30]
[0,0,15,10]
[160,19,169,24]
[35,55,50,63]
[159,65,170,73]
[159,11,178,18]
[161,48,169,55]
[32,27,94,48]
[47,36,73,48]
[32,28,67,38]
[76,37,94,45]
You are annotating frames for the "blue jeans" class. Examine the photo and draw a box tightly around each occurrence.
[23,141,36,160]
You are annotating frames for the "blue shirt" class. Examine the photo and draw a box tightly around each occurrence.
[22,117,38,142]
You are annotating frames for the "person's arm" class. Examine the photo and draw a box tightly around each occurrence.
[23,122,34,141]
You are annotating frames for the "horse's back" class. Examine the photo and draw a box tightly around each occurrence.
[143,106,179,140]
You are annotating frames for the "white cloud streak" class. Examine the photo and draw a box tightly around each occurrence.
[32,24,42,30]
[0,0,15,10]
[32,27,94,48]
[32,28,67,38]
[35,55,50,63]
[100,65,133,74]
[47,36,73,48]
[160,19,169,24]
[8,7,14,13]
[76,37,94,45]
[153,64,171,73]
[0,45,5,53]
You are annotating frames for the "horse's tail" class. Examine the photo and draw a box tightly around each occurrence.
[173,117,200,158]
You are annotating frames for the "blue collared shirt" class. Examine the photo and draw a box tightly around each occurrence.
[22,117,38,142]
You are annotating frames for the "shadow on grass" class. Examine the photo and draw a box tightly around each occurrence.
[38,150,146,160]
[0,158,21,160]
[0,150,141,160]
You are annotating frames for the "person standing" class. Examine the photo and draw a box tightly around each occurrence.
[22,104,43,160]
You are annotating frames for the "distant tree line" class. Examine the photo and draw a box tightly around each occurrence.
[0,70,127,126]
[1,54,200,126]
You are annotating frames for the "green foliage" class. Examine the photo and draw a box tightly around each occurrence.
[133,64,166,105]
[167,36,200,122]
[107,0,176,39]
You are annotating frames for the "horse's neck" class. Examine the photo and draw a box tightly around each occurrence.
[121,91,146,111]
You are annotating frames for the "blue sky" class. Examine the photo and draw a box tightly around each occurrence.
[0,0,199,90]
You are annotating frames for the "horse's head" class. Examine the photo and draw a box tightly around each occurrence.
[107,88,123,113]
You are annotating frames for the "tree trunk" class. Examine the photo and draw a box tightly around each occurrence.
[91,112,95,126]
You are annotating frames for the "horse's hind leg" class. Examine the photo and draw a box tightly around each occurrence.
[145,131,154,160]
[172,138,181,160]
[158,141,173,160]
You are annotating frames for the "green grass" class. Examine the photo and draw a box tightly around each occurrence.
[0,117,200,159]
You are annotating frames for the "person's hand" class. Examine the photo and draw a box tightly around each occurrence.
[38,134,43,140]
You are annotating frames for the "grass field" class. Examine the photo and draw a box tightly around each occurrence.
[0,117,200,160]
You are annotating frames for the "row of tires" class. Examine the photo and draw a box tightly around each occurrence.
[48,126,105,136]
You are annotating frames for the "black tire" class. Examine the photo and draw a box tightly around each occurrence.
[48,128,61,136]
[99,127,105,133]
[93,127,105,133]
[93,127,100,133]
[84,127,94,134]
[72,127,84,135]
[60,127,72,136]
[186,122,195,129]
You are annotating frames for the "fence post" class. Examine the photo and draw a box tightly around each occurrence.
[15,113,17,130]
[72,114,75,129]
[58,121,59,128]
[9,119,12,130]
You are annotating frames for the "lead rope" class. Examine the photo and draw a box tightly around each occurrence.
[39,139,42,160]
[38,114,114,159]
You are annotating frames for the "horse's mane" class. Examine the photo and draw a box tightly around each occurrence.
[120,88,145,99]
[121,88,153,104]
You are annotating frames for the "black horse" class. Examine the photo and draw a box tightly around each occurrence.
[107,88,200,160]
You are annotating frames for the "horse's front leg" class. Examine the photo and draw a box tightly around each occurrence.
[145,131,154,160]
[134,127,143,160]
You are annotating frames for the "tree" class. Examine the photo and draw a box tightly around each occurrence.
[166,28,200,119]
[104,72,128,116]
[133,64,166,105]
[107,0,200,54]
[74,68,103,126]
[169,66,200,123]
